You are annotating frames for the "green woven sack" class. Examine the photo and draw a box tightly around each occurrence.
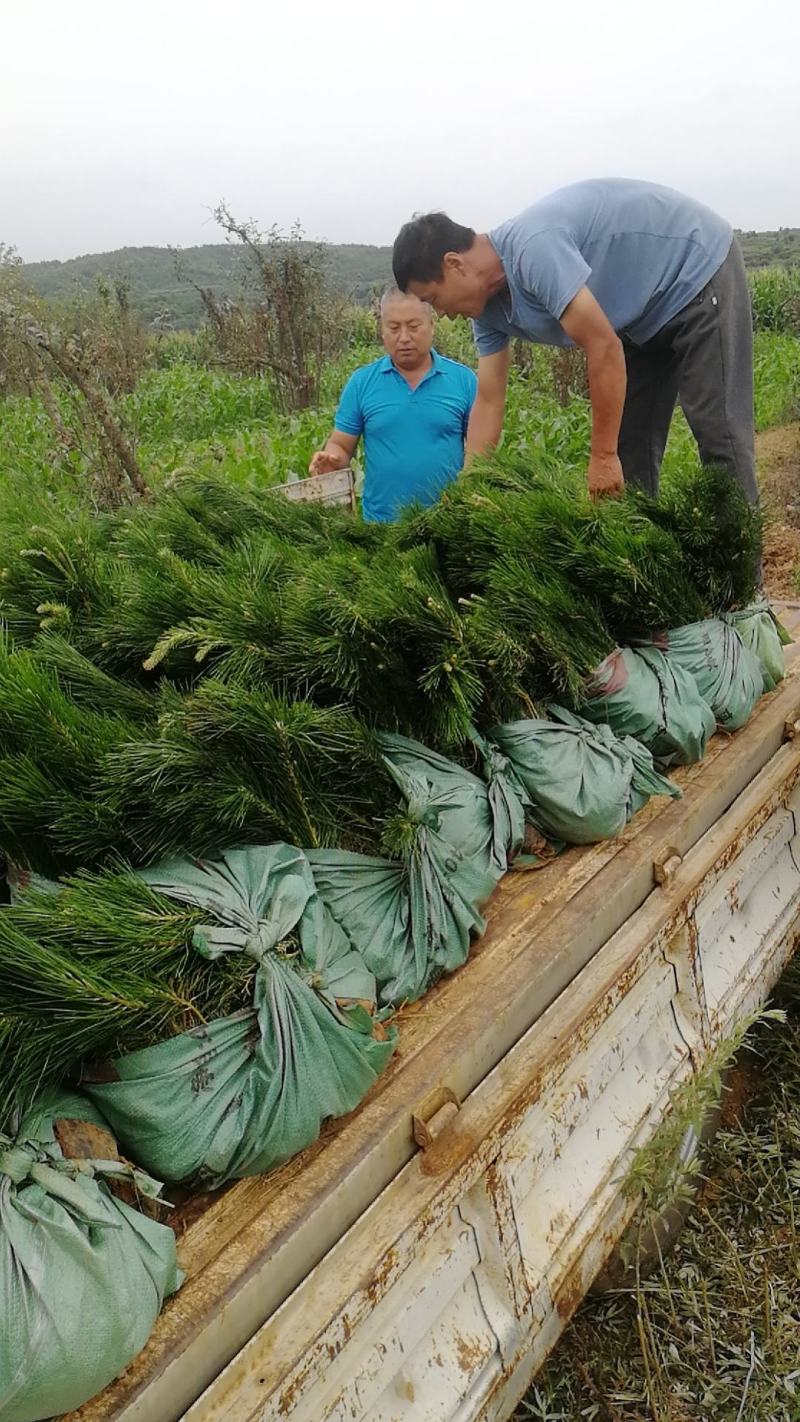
[0,1089,180,1422]
[308,839,492,1005]
[658,619,763,730]
[583,645,716,767]
[489,708,679,846]
[85,845,396,1186]
[306,735,518,1004]
[379,732,525,879]
[724,600,787,693]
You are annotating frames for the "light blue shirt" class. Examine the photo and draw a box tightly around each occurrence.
[334,350,477,522]
[472,179,732,355]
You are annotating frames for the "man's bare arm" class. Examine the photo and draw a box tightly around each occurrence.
[308,430,359,476]
[465,348,511,459]
[559,286,626,498]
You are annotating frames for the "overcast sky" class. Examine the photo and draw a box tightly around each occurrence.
[5,0,800,262]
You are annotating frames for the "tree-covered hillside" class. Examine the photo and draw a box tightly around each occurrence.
[22,242,393,327]
[19,229,800,329]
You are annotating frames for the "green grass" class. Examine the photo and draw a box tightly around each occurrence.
[753,331,800,430]
[750,266,800,336]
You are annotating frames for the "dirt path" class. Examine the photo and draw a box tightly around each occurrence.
[757,422,800,598]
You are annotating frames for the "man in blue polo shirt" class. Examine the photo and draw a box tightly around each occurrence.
[392,180,757,506]
[309,288,477,521]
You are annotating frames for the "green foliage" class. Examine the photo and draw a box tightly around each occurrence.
[19,234,799,333]
[753,329,800,429]
[645,464,764,611]
[21,241,395,329]
[623,1008,784,1222]
[0,512,117,644]
[0,639,142,873]
[749,265,800,335]
[0,868,254,1124]
[0,627,397,872]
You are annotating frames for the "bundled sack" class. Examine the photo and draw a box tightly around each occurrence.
[723,600,788,693]
[379,732,526,880]
[488,707,680,847]
[84,845,396,1186]
[582,645,716,768]
[654,619,763,732]
[0,1089,180,1422]
[309,736,511,1004]
[306,734,517,1005]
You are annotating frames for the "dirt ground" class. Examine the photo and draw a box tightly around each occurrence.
[757,422,800,598]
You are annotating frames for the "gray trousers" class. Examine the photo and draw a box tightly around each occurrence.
[617,240,758,503]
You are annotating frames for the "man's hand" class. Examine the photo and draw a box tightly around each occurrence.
[587,451,625,500]
[309,449,345,476]
[308,431,358,476]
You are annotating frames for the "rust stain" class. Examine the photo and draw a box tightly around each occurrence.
[454,1329,489,1374]
[554,1261,586,1322]
[365,1245,399,1305]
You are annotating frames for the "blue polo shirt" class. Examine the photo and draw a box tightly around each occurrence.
[473,179,733,355]
[334,350,477,522]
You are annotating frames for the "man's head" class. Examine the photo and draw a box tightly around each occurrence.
[380,287,434,371]
[392,212,489,319]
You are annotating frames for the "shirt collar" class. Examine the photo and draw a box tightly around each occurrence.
[380,349,441,379]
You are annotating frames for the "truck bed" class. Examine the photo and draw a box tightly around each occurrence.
[70,616,800,1422]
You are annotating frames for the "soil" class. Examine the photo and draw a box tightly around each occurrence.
[757,423,800,598]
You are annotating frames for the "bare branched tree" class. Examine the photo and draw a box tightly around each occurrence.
[176,205,345,409]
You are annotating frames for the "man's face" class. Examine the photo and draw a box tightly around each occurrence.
[407,252,487,319]
[381,295,434,369]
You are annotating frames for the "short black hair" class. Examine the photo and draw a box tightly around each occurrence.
[392,212,476,289]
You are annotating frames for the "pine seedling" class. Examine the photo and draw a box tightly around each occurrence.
[562,502,706,638]
[35,634,155,720]
[0,868,255,1126]
[138,535,293,684]
[0,512,118,644]
[116,490,231,570]
[91,530,294,683]
[355,543,484,746]
[650,464,764,612]
[161,473,385,554]
[470,555,615,709]
[0,640,145,872]
[392,474,514,594]
[94,682,395,861]
[173,678,396,847]
[276,545,410,706]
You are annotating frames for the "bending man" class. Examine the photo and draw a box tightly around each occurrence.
[310,288,477,521]
[392,179,756,503]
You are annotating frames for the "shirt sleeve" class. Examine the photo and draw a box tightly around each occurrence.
[333,370,364,436]
[514,228,591,319]
[471,317,510,358]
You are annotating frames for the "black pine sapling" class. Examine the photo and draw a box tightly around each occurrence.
[0,642,144,873]
[646,464,764,612]
[468,556,615,713]
[0,869,255,1128]
[97,681,396,861]
[0,512,118,645]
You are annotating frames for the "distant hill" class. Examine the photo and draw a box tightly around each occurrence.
[20,229,800,330]
[736,228,800,268]
[22,242,393,328]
